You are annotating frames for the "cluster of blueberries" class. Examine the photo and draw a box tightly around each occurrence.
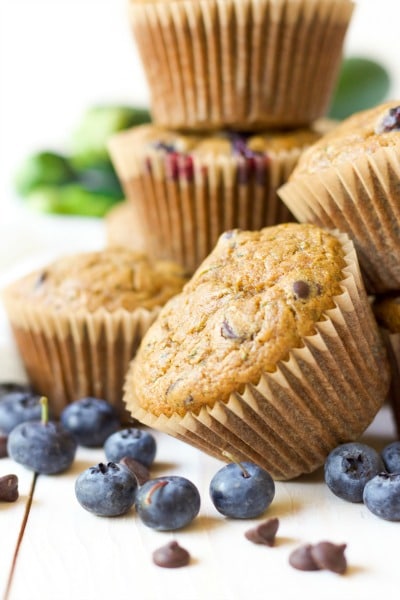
[2,383,399,526]
[324,441,400,521]
[0,386,276,530]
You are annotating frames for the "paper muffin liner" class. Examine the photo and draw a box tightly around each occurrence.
[110,143,303,273]
[123,231,390,480]
[379,329,400,437]
[1,298,159,420]
[128,0,353,130]
[279,147,400,294]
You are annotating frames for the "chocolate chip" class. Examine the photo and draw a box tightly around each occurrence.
[375,106,400,134]
[221,319,243,341]
[293,280,310,299]
[119,456,150,485]
[152,541,190,568]
[0,431,8,458]
[183,394,194,407]
[0,474,19,502]
[34,270,47,288]
[310,541,347,574]
[245,517,279,546]
[289,544,320,571]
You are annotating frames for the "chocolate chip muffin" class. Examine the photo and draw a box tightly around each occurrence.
[109,123,321,273]
[373,294,400,436]
[279,101,400,293]
[2,248,187,417]
[124,223,389,479]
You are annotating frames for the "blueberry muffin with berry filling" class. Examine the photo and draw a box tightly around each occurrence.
[373,294,400,437]
[2,247,187,417]
[109,123,321,273]
[127,0,353,130]
[279,101,400,293]
[124,223,389,480]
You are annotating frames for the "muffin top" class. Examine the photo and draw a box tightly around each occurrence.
[373,295,400,333]
[3,247,187,312]
[130,223,346,417]
[291,101,400,176]
[109,123,321,179]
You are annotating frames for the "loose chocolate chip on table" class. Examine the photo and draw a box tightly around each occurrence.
[245,517,279,546]
[152,541,190,568]
[292,280,310,299]
[0,474,19,502]
[310,541,347,574]
[289,541,347,574]
[119,456,150,486]
[289,544,320,571]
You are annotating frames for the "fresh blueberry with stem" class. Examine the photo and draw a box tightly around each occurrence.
[60,397,120,447]
[104,428,156,467]
[363,472,400,521]
[7,397,77,474]
[381,441,400,473]
[209,458,275,519]
[324,442,384,502]
[135,476,201,531]
[0,391,42,434]
[75,461,138,517]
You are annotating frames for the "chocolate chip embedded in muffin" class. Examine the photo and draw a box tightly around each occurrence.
[375,105,400,134]
[129,223,346,417]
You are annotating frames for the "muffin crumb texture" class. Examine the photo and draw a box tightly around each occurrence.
[4,247,187,313]
[132,223,346,417]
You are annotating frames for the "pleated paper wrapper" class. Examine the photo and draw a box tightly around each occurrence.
[109,139,305,274]
[1,300,160,420]
[128,0,354,130]
[123,232,390,480]
[279,146,400,294]
[380,329,400,437]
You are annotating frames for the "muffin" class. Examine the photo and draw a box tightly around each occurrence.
[128,0,354,130]
[2,248,187,418]
[124,223,389,480]
[278,101,400,293]
[373,294,400,436]
[106,200,149,253]
[109,123,321,273]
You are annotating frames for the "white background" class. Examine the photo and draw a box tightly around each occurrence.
[0,0,400,218]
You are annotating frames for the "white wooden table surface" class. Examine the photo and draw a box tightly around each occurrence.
[0,210,399,600]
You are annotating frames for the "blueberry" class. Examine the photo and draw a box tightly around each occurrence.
[363,472,400,521]
[104,428,156,467]
[324,442,384,502]
[75,462,137,517]
[381,441,400,473]
[0,391,42,434]
[7,420,77,474]
[60,397,120,447]
[209,462,275,519]
[135,476,200,531]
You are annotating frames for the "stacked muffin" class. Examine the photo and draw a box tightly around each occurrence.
[279,100,400,436]
[108,0,355,273]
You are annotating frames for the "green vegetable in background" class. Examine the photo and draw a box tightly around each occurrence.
[329,57,391,120]
[25,184,120,217]
[14,104,151,217]
[14,151,75,197]
[69,105,151,168]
